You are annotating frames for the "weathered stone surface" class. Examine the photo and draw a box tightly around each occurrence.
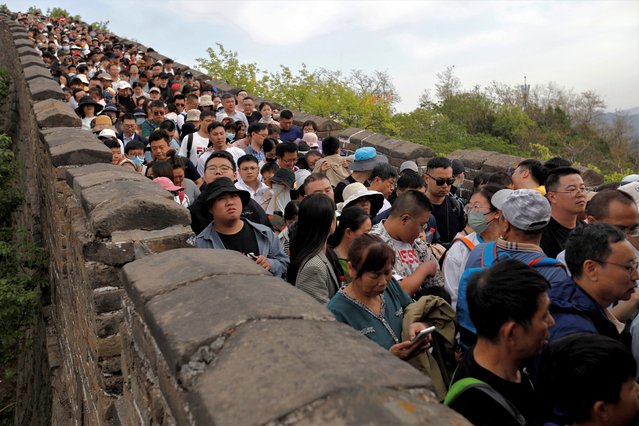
[336,127,367,143]
[71,169,146,195]
[112,225,194,256]
[576,165,605,187]
[33,99,81,127]
[19,55,46,68]
[14,38,34,49]
[12,32,30,41]
[27,76,64,101]
[90,196,191,238]
[94,287,124,314]
[85,261,120,289]
[448,149,493,170]
[96,311,124,338]
[293,112,342,134]
[360,132,390,152]
[188,319,433,425]
[391,139,436,159]
[83,240,135,265]
[79,180,172,214]
[144,275,333,369]
[64,163,126,188]
[16,45,40,57]
[350,129,377,145]
[482,152,524,173]
[122,249,270,306]
[47,140,111,167]
[23,64,52,81]
[271,387,469,425]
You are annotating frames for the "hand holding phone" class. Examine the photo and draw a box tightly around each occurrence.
[410,326,436,345]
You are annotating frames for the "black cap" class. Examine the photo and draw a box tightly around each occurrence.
[203,177,250,206]
[269,168,295,189]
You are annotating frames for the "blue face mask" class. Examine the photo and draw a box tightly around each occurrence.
[226,133,235,141]
[136,118,145,125]
[262,116,272,121]
[130,156,144,168]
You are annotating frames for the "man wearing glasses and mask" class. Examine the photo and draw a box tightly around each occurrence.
[423,157,466,246]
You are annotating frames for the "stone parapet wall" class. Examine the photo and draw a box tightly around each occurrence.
[2,12,469,425]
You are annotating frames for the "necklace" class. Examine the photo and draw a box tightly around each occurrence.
[340,289,399,344]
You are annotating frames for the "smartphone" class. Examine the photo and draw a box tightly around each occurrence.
[410,326,436,345]
[246,252,258,260]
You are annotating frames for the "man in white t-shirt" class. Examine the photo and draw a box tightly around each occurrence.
[178,110,216,165]
[197,121,246,175]
[370,190,440,297]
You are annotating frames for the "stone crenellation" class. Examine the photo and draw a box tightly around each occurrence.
[1,11,469,426]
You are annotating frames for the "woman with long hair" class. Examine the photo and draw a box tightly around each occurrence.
[287,194,341,304]
[328,206,372,284]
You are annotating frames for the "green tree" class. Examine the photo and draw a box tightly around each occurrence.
[0,4,10,14]
[90,20,110,33]
[26,6,41,15]
[438,91,496,135]
[492,104,536,146]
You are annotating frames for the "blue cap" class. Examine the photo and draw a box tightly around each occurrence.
[354,147,377,161]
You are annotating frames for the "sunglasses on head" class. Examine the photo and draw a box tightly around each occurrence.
[427,173,455,186]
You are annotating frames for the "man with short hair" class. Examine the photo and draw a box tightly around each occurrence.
[188,151,273,235]
[148,130,202,186]
[511,159,547,195]
[235,154,272,211]
[244,123,268,162]
[196,121,245,174]
[303,173,334,201]
[541,167,587,258]
[278,109,303,142]
[540,333,639,426]
[550,224,638,345]
[117,113,147,147]
[368,163,398,214]
[423,157,466,245]
[195,177,288,277]
[446,260,553,426]
[178,110,216,165]
[216,93,248,128]
[370,191,440,296]
[243,96,261,124]
[276,142,299,172]
[140,100,165,138]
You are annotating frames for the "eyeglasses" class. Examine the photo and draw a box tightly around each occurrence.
[153,111,165,116]
[593,259,639,275]
[279,158,297,165]
[426,173,455,186]
[206,165,232,173]
[616,225,639,238]
[552,186,586,197]
[175,103,185,107]
[465,204,492,214]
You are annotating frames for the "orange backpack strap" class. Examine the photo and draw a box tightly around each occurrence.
[454,236,475,252]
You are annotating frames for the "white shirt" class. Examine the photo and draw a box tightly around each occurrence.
[442,232,483,311]
[178,132,209,165]
[236,179,272,212]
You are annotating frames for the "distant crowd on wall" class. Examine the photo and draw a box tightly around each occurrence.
[16,10,639,426]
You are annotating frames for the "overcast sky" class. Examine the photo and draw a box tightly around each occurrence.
[6,0,639,113]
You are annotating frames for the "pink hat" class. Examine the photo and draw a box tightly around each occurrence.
[153,177,183,192]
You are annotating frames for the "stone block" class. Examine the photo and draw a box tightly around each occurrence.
[98,335,122,358]
[85,261,120,289]
[277,386,468,425]
[142,275,333,369]
[122,249,270,305]
[111,225,194,253]
[90,195,191,238]
[64,163,126,188]
[576,165,604,187]
[448,149,493,170]
[359,132,390,151]
[94,287,124,314]
[482,152,524,173]
[23,65,52,81]
[391,139,436,159]
[188,319,432,425]
[350,129,377,145]
[16,45,40,57]
[47,140,112,167]
[78,179,172,214]
[12,32,30,41]
[71,169,147,195]
[19,55,45,68]
[33,99,81,127]
[96,311,124,338]
[27,76,64,102]
[14,38,34,49]
[83,240,135,265]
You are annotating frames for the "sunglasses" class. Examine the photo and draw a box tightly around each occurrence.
[426,173,455,186]
[153,111,165,116]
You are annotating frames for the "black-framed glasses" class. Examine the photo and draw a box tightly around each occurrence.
[593,259,639,275]
[426,173,454,186]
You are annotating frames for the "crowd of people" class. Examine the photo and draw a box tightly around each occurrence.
[18,11,639,426]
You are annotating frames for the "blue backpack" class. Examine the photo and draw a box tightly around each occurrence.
[456,242,564,350]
